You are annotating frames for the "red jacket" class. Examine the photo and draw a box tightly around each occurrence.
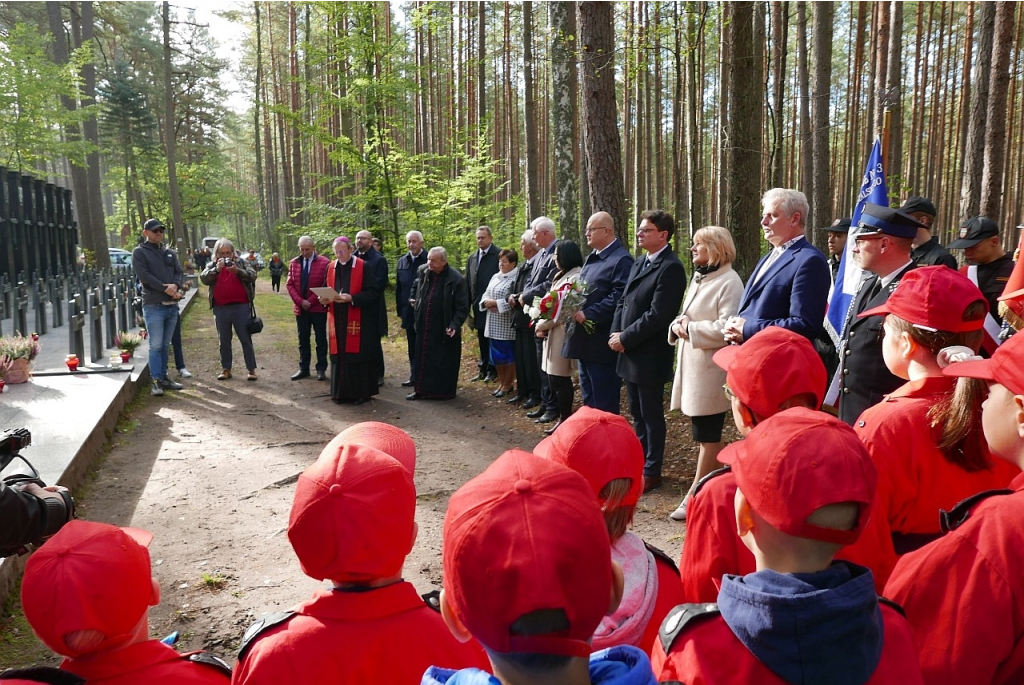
[232,582,489,685]
[855,376,1020,581]
[61,640,230,684]
[286,253,330,315]
[679,466,892,602]
[640,547,686,654]
[885,473,1024,685]
[651,601,923,685]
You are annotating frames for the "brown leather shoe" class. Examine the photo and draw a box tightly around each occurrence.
[247,370,258,381]
[642,476,663,494]
[217,369,232,381]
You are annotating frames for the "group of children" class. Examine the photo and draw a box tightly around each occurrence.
[2,264,1023,684]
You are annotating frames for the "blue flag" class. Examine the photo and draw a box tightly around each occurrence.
[825,138,888,342]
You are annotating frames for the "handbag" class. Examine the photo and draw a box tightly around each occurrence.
[246,300,264,335]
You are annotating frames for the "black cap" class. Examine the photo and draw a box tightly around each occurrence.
[948,217,1000,249]
[900,196,937,218]
[817,217,852,233]
[143,218,165,232]
[857,203,924,239]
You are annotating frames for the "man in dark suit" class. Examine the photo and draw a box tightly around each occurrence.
[356,230,389,385]
[905,195,957,269]
[507,229,539,406]
[396,230,428,387]
[465,226,501,382]
[513,217,559,421]
[564,211,633,414]
[838,203,922,425]
[610,210,687,492]
[723,188,830,345]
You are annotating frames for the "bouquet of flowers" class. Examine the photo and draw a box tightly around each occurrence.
[527,280,595,335]
[0,332,41,361]
[115,331,145,354]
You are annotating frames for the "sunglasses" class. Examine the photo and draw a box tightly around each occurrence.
[148,227,165,234]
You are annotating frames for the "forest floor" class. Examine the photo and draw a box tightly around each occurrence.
[0,275,732,669]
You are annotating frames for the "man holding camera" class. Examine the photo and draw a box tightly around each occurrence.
[133,219,185,397]
[0,429,74,559]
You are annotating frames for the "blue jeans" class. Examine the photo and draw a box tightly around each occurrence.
[143,304,179,381]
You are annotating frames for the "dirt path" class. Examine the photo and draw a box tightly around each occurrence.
[2,277,707,667]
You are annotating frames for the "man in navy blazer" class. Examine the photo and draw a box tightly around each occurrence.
[356,230,390,385]
[723,188,830,345]
[563,211,633,414]
[610,210,687,491]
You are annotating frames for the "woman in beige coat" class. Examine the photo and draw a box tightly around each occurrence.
[535,240,584,436]
[667,226,743,521]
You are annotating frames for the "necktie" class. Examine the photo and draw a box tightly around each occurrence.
[754,249,782,284]
[866,277,883,302]
[478,249,484,267]
[301,258,310,295]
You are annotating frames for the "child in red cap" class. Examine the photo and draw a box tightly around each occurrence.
[680,326,891,601]
[534,406,686,653]
[653,408,923,684]
[424,449,658,685]
[20,520,231,684]
[853,266,1019,583]
[884,331,1024,684]
[233,426,487,684]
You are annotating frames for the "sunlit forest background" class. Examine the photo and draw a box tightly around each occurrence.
[1,1,1021,276]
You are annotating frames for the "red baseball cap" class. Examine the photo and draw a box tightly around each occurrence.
[288,442,415,582]
[943,329,1024,395]
[713,326,826,418]
[334,421,417,473]
[719,407,877,545]
[443,450,611,657]
[22,520,156,658]
[533,407,644,507]
[859,266,986,332]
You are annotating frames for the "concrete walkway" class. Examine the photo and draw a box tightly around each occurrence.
[0,286,199,596]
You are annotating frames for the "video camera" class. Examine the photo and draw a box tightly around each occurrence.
[0,428,75,557]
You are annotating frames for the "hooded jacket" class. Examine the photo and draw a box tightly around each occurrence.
[421,645,657,685]
[653,562,923,685]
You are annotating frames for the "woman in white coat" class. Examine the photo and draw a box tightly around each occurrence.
[535,240,584,436]
[667,226,743,521]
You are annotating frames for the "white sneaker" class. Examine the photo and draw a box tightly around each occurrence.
[669,500,688,522]
[178,368,193,378]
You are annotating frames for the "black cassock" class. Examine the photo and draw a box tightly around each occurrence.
[412,266,468,399]
[329,258,381,403]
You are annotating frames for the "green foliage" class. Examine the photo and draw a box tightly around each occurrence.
[0,22,95,170]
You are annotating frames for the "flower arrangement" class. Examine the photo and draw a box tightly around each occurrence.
[0,333,41,361]
[115,331,145,353]
[527,280,595,335]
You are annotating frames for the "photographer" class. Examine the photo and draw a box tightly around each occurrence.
[200,238,259,381]
[0,429,74,558]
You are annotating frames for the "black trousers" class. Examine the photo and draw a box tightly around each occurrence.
[296,310,328,373]
[405,326,417,380]
[477,328,494,375]
[535,337,555,411]
[514,328,539,399]
[548,374,575,421]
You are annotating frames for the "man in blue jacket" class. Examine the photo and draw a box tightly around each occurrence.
[396,231,427,386]
[723,188,830,345]
[132,219,185,397]
[564,212,633,414]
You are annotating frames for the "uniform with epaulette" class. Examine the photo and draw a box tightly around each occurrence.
[851,267,1020,585]
[232,434,488,685]
[885,333,1024,685]
[681,328,891,602]
[21,520,231,685]
[656,409,923,685]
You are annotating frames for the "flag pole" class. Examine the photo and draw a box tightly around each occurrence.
[881,108,892,183]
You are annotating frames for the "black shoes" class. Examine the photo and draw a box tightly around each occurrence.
[352,397,370,406]
[534,411,559,424]
[521,398,541,410]
[471,370,487,381]
[543,420,562,436]
[484,373,498,383]
[291,370,310,381]
[526,407,546,419]
[317,371,327,381]
[406,392,420,401]
[506,394,523,404]
[401,379,414,387]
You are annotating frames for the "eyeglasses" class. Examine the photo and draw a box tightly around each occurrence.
[149,228,165,234]
[723,383,736,401]
[636,228,659,234]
